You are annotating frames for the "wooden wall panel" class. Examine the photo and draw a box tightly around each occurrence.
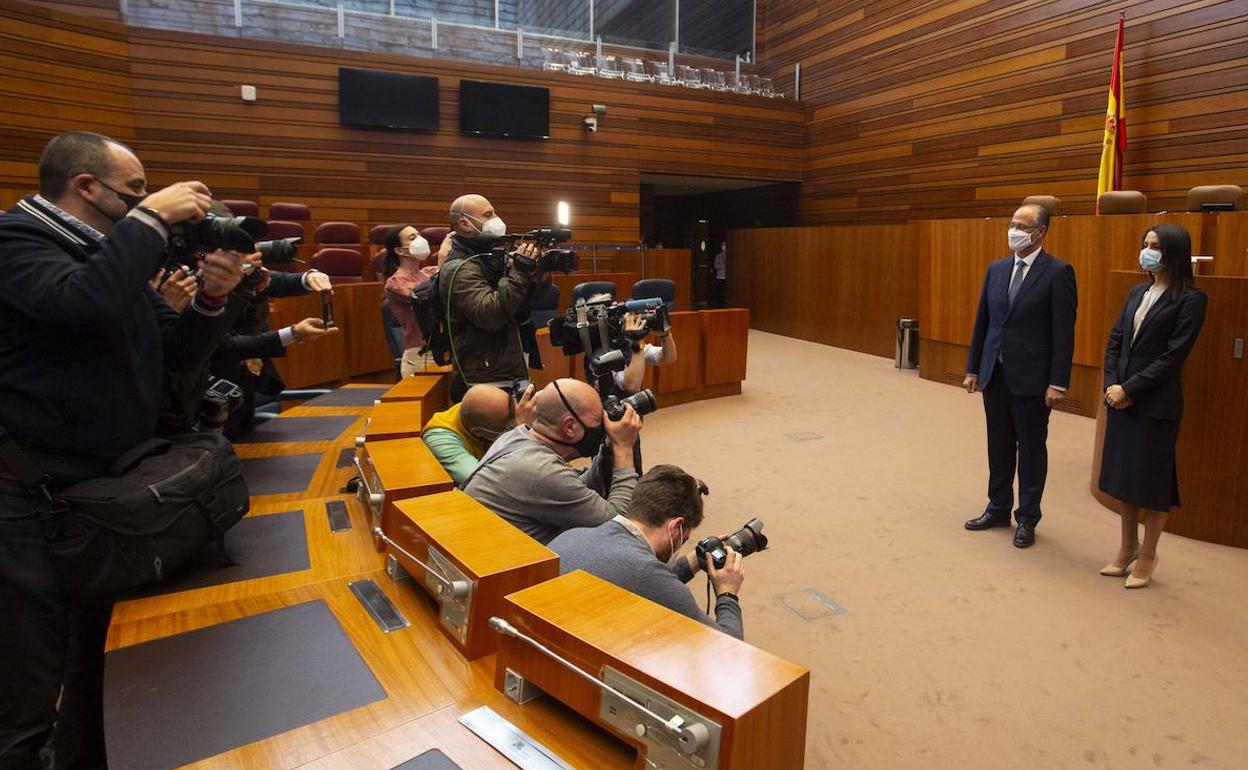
[1212,211,1248,277]
[757,1,1248,223]
[726,223,918,358]
[640,248,693,310]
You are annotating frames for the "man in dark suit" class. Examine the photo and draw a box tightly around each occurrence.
[963,204,1078,547]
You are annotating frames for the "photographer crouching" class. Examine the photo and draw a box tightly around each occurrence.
[548,465,756,639]
[0,131,243,768]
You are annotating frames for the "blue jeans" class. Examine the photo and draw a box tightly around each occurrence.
[0,481,113,769]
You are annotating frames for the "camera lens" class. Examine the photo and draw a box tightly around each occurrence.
[622,389,657,418]
[724,518,767,557]
[257,236,301,264]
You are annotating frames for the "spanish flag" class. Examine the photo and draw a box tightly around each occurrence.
[1096,15,1127,213]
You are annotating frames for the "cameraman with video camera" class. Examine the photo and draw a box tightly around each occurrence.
[440,194,549,402]
[0,131,243,768]
[583,290,677,396]
[548,465,745,639]
[463,378,641,544]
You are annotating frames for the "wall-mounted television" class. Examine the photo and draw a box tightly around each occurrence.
[459,80,550,139]
[338,67,439,131]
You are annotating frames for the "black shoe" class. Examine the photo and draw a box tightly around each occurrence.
[1013,523,1036,548]
[965,512,1012,531]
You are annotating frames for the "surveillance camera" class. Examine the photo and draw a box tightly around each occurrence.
[583,116,598,133]
[592,104,607,116]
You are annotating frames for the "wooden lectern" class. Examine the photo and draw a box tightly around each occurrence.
[381,491,560,659]
[354,400,429,447]
[492,571,810,770]
[353,437,454,549]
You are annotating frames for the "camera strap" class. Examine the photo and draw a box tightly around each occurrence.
[573,303,594,362]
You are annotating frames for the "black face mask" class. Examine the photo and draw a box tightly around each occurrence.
[89,179,144,222]
[551,380,605,457]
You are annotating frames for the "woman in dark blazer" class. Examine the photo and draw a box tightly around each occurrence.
[1099,223,1207,588]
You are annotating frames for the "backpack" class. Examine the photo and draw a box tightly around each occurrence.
[410,270,453,367]
[0,429,250,602]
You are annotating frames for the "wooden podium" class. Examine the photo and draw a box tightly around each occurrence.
[381,491,560,659]
[354,400,429,446]
[492,571,810,770]
[353,437,454,549]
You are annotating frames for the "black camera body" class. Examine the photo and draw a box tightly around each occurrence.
[508,377,533,401]
[167,214,267,265]
[603,388,657,421]
[695,518,768,570]
[501,228,578,274]
[198,376,244,432]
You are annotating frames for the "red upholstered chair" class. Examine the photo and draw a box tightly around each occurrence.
[420,226,450,251]
[311,247,364,283]
[265,220,304,239]
[315,221,361,247]
[370,224,397,246]
[222,199,259,217]
[269,202,310,220]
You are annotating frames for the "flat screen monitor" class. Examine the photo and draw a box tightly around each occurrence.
[459,80,550,139]
[338,68,439,131]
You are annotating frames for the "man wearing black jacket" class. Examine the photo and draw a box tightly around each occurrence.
[440,194,546,402]
[0,131,241,769]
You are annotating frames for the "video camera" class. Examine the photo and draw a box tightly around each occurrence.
[499,228,578,274]
[695,518,769,570]
[548,296,670,376]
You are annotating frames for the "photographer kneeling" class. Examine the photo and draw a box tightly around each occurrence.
[463,378,640,544]
[548,465,744,639]
[423,382,537,487]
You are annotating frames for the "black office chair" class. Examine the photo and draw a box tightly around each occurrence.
[630,278,677,315]
[572,280,618,306]
[528,282,561,329]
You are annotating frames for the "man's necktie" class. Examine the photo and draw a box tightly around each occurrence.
[1008,259,1026,308]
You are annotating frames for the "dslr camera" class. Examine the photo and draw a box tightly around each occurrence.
[500,228,578,274]
[198,376,244,432]
[548,296,669,376]
[167,214,267,265]
[603,388,657,421]
[695,518,769,570]
[508,377,534,402]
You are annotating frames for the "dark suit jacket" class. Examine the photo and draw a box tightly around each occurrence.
[966,249,1078,396]
[1104,282,1207,421]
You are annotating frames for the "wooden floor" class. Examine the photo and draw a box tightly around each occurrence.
[105,385,636,770]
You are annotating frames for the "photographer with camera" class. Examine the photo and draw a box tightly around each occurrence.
[548,465,745,639]
[584,291,677,396]
[463,378,641,544]
[422,381,537,486]
[439,194,548,402]
[0,131,244,768]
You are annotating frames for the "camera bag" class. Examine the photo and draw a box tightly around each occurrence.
[0,429,249,601]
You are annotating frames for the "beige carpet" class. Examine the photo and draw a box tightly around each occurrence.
[642,331,1248,770]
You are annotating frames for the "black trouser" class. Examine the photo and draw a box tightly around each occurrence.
[0,481,114,770]
[711,278,726,308]
[982,371,1051,527]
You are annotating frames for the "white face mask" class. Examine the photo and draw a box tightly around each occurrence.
[478,216,507,237]
[406,235,430,259]
[1007,228,1034,253]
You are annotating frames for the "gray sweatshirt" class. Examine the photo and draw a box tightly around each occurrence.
[463,425,637,544]
[548,517,744,639]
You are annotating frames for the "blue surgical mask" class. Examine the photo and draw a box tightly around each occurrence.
[1139,247,1163,272]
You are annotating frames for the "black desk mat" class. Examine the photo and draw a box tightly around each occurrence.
[104,599,386,770]
[241,453,322,496]
[303,386,390,407]
[236,415,358,444]
[128,509,310,598]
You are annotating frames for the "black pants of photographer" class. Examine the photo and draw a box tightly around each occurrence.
[0,481,113,770]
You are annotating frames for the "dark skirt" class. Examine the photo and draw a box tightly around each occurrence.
[1098,408,1181,511]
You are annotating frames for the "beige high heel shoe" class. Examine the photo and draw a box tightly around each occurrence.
[1099,549,1139,577]
[1125,555,1158,589]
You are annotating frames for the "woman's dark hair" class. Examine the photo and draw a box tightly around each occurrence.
[380,224,415,279]
[1142,223,1195,302]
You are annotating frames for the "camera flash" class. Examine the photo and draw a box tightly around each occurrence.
[557,201,570,226]
[240,85,257,102]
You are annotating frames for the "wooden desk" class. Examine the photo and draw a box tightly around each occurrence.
[1091,271,1248,548]
[495,570,810,770]
[385,491,560,659]
[378,373,450,428]
[354,438,455,546]
[356,400,429,445]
